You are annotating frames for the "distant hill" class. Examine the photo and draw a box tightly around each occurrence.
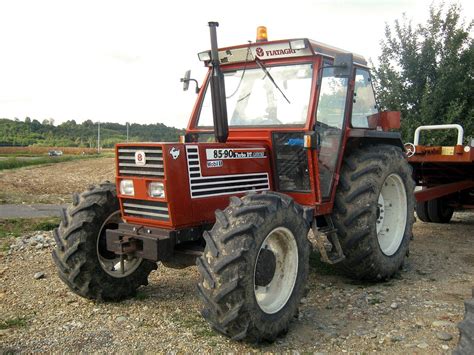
[0,118,184,148]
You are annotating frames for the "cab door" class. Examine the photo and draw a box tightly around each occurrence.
[314,65,351,200]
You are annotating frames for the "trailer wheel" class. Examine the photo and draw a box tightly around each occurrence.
[197,191,310,342]
[52,182,157,301]
[454,289,474,355]
[332,145,415,280]
[427,197,454,223]
[415,201,431,222]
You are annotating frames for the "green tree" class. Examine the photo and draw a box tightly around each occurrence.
[372,3,473,145]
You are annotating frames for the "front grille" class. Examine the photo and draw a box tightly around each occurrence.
[122,199,169,221]
[117,146,164,177]
[186,145,270,198]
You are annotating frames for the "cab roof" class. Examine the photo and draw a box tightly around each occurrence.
[209,38,367,67]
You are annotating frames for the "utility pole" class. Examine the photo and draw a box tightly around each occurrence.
[97,121,101,154]
[126,122,129,142]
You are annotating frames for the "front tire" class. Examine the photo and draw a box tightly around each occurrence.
[332,145,415,281]
[197,191,310,342]
[52,182,157,301]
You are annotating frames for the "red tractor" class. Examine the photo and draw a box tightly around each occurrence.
[53,23,415,341]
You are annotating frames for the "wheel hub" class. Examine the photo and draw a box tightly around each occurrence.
[255,248,277,287]
[376,173,407,256]
[96,211,142,278]
[253,227,299,314]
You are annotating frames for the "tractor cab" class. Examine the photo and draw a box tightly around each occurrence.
[183,26,401,213]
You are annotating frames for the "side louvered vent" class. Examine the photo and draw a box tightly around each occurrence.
[185,145,270,198]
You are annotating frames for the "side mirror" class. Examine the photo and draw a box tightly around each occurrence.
[181,70,191,91]
[180,70,200,94]
[333,53,354,77]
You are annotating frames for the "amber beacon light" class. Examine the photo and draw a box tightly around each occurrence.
[256,26,268,42]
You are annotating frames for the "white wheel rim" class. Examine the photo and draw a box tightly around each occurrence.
[253,227,298,314]
[96,211,142,278]
[376,173,407,256]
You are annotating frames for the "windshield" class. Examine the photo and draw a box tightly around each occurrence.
[197,63,313,127]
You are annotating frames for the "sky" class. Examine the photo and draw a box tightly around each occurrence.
[0,0,472,129]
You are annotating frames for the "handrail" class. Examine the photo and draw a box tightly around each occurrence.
[414,124,464,146]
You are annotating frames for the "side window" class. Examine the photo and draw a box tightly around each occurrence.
[351,69,378,128]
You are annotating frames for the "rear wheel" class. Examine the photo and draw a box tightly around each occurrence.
[331,145,415,280]
[197,191,310,342]
[427,197,454,223]
[52,182,157,301]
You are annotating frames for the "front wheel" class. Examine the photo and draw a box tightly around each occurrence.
[52,182,157,301]
[332,144,415,281]
[197,191,310,342]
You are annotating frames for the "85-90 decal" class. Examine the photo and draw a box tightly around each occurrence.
[206,148,266,160]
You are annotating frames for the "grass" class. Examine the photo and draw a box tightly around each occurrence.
[0,316,28,330]
[0,154,102,170]
[170,311,218,338]
[0,217,59,239]
[135,291,150,301]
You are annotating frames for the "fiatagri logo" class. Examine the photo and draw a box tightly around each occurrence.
[255,47,297,58]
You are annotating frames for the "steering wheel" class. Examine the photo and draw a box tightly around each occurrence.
[404,143,416,157]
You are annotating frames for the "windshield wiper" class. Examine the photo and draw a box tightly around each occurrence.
[255,57,291,104]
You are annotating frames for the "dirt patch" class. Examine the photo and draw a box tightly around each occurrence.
[0,157,114,204]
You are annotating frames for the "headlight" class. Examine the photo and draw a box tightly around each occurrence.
[120,180,134,196]
[198,50,211,62]
[148,182,165,198]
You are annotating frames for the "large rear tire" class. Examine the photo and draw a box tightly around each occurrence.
[427,197,454,223]
[331,145,415,281]
[197,191,310,342]
[454,289,474,355]
[52,182,157,301]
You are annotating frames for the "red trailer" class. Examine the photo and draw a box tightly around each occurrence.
[406,124,474,223]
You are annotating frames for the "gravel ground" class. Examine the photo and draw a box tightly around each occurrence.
[1,158,473,352]
[1,211,473,353]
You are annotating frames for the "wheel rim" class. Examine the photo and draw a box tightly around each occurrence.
[376,173,407,256]
[253,227,298,314]
[96,211,142,278]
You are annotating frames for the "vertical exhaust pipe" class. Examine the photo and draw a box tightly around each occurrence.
[208,22,229,143]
